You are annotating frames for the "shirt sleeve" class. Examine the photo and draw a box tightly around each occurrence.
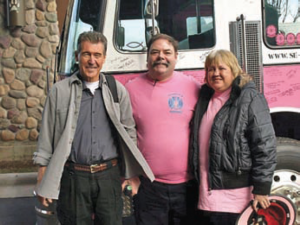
[247,93,277,195]
[33,87,57,166]
[116,80,137,145]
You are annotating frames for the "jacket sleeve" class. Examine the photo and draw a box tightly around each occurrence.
[33,87,57,166]
[116,80,137,145]
[247,93,277,195]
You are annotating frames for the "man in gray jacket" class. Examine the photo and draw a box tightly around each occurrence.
[33,31,154,225]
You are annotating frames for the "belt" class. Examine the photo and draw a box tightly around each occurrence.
[65,159,118,173]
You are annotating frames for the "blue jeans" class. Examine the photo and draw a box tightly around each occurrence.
[134,177,198,225]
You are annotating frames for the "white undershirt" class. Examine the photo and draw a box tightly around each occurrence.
[84,81,99,95]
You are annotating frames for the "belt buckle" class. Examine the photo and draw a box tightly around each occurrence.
[90,164,98,173]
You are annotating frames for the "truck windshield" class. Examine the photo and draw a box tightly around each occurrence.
[115,0,215,52]
[59,0,105,75]
[58,0,215,76]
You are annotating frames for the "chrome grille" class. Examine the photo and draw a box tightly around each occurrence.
[229,21,263,92]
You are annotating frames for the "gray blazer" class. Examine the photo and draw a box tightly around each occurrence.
[33,72,154,199]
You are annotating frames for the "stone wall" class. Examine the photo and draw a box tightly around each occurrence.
[0,0,59,165]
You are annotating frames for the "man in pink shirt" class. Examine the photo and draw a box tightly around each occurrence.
[125,34,199,225]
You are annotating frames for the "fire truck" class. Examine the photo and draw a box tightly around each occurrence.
[51,0,300,223]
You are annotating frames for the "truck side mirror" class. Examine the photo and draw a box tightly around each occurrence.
[144,0,160,43]
[117,26,125,48]
[6,0,25,27]
[144,0,159,18]
[145,18,160,44]
[145,26,160,43]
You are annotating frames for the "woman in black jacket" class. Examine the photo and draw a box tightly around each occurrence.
[189,50,276,225]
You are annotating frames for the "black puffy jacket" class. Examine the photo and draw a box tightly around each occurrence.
[189,77,277,195]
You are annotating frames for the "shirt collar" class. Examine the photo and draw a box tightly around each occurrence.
[75,72,103,90]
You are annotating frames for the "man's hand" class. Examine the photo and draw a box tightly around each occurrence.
[36,166,46,185]
[36,166,53,207]
[37,195,53,207]
[252,194,270,212]
[122,176,141,196]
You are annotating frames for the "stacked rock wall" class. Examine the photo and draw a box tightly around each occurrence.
[0,0,59,165]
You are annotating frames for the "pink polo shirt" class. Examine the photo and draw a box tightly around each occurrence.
[126,72,199,184]
[198,88,253,213]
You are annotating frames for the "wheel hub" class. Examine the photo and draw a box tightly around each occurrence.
[271,169,300,225]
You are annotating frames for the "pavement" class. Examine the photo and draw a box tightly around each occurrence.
[0,173,37,225]
[0,197,36,225]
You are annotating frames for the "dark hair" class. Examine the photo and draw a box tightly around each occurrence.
[146,34,178,55]
[77,31,107,55]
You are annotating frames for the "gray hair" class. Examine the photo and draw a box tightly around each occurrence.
[77,31,107,55]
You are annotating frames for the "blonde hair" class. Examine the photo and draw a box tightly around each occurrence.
[204,49,252,87]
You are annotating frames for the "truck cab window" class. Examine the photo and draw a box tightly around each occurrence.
[116,0,215,52]
[264,0,300,47]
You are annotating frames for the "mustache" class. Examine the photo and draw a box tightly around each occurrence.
[152,61,169,68]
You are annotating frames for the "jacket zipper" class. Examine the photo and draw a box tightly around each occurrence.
[207,131,213,195]
[237,139,241,175]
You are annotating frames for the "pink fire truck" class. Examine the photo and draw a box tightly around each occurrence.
[55,0,300,222]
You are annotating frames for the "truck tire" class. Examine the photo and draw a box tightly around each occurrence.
[271,137,300,225]
[276,137,300,171]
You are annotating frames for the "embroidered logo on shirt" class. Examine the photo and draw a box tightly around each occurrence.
[168,94,183,113]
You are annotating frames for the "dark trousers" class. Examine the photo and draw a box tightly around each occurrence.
[206,211,240,225]
[194,210,240,225]
[134,177,198,225]
[57,165,122,225]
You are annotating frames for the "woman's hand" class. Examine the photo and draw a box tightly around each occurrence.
[252,194,270,212]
